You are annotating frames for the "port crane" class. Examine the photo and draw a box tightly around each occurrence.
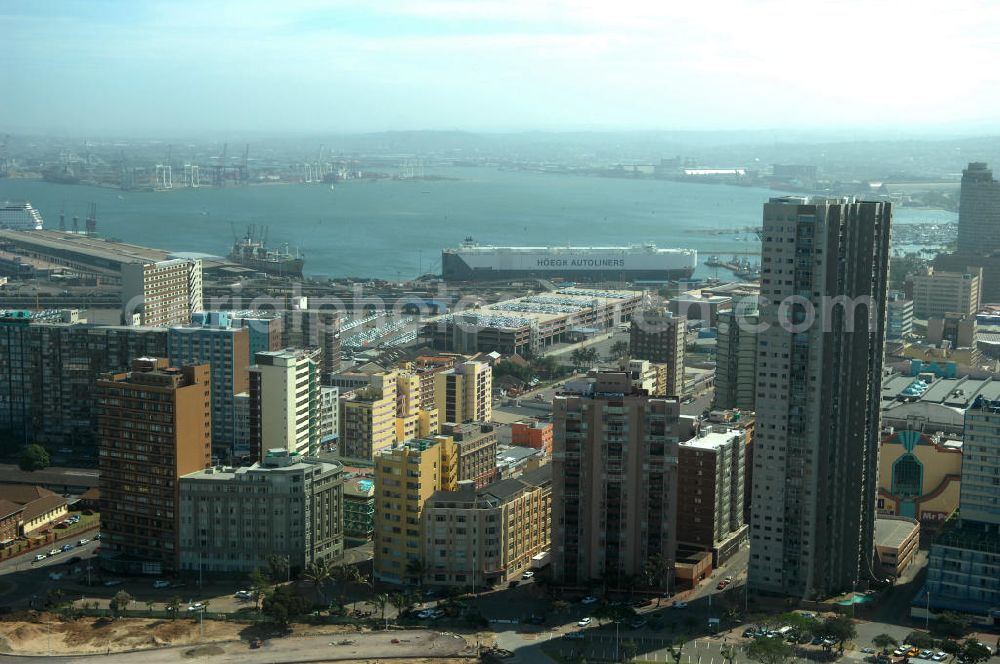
[214,143,228,187]
[0,134,11,178]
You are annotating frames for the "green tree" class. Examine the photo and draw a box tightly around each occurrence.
[373,593,389,628]
[109,590,133,620]
[301,559,333,605]
[570,348,587,368]
[777,611,817,635]
[261,585,308,627]
[745,636,795,664]
[249,568,271,611]
[668,636,689,664]
[872,634,898,653]
[265,554,289,584]
[609,340,630,362]
[962,640,992,664]
[593,603,615,626]
[389,592,410,622]
[905,631,936,649]
[46,588,65,608]
[145,600,154,614]
[334,563,364,611]
[940,639,963,656]
[721,645,738,664]
[820,614,856,653]
[643,553,673,604]
[167,596,181,620]
[18,444,49,471]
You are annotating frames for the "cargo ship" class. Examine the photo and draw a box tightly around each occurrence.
[442,238,696,282]
[0,201,44,230]
[228,225,304,277]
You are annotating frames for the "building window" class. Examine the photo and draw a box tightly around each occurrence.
[891,453,923,498]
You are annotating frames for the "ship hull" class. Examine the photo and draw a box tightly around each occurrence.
[229,255,305,277]
[442,248,697,282]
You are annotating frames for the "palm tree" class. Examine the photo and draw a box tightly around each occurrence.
[373,593,389,629]
[329,564,352,611]
[339,564,365,612]
[389,592,409,623]
[301,560,334,605]
[405,558,428,588]
[609,340,630,362]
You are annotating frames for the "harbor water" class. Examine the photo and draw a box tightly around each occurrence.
[0,167,956,280]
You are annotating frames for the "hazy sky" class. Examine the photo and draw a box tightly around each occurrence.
[4,0,1000,135]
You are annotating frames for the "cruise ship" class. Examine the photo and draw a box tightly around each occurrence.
[0,201,44,230]
[442,238,697,282]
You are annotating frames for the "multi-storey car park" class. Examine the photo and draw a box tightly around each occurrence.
[421,287,643,355]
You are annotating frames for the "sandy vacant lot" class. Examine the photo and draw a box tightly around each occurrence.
[0,612,367,656]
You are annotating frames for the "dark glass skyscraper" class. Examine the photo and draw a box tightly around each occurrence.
[749,197,891,598]
[956,162,1000,256]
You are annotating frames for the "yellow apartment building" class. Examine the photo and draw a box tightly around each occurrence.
[374,436,457,583]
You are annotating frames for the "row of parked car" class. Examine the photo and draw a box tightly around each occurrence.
[416,608,446,620]
[892,646,950,661]
[743,626,831,646]
[53,514,84,530]
[33,533,99,562]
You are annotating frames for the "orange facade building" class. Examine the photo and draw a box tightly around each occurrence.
[97,358,211,574]
[511,421,553,455]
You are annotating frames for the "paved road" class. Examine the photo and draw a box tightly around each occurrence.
[0,534,380,615]
[0,533,100,607]
[0,630,469,663]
